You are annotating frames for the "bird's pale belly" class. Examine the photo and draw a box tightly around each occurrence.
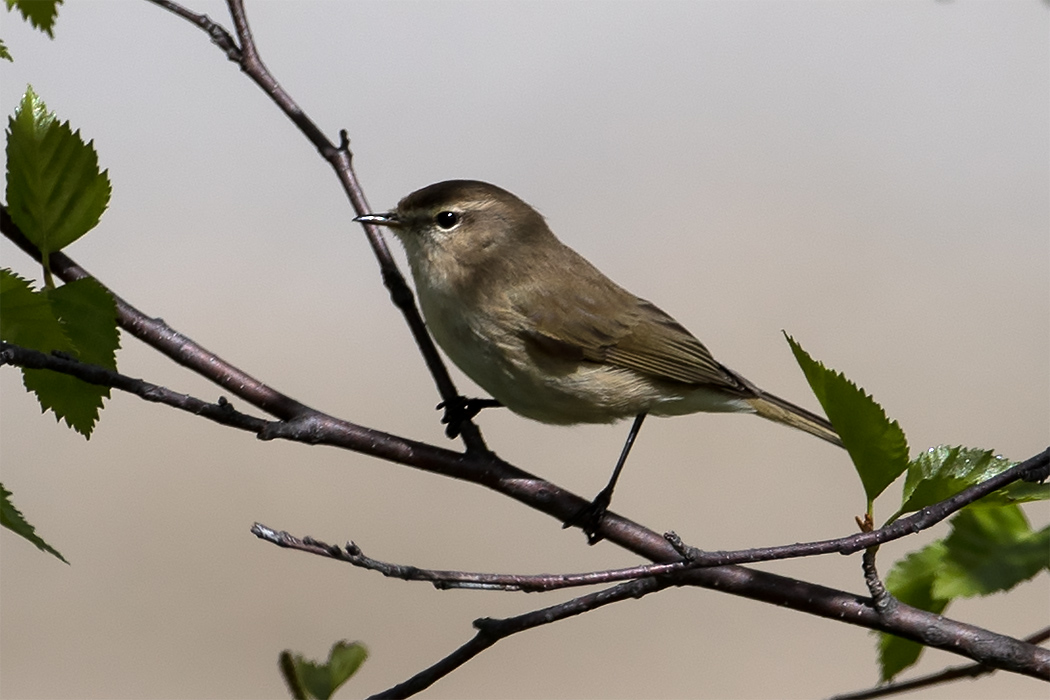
[420,291,750,425]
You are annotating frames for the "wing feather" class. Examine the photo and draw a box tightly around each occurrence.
[508,247,745,392]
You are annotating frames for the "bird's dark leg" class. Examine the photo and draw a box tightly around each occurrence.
[564,413,647,545]
[437,397,503,439]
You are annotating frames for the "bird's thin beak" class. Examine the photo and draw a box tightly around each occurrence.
[354,212,401,227]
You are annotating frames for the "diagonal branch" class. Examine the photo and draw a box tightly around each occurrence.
[249,433,1046,587]
[4,329,1042,593]
[3,266,1048,681]
[0,342,270,433]
[369,575,680,699]
[2,206,311,421]
[141,0,490,455]
[6,293,1044,578]
[829,627,1050,700]
[250,523,688,591]
[667,447,1049,563]
[367,581,1050,697]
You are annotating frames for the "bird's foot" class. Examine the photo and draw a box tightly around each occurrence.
[562,488,613,545]
[437,396,502,439]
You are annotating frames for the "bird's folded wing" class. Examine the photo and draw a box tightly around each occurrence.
[515,282,745,392]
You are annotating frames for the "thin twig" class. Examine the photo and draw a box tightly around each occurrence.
[250,523,690,591]
[666,448,1049,565]
[856,513,896,615]
[249,433,1045,588]
[146,0,241,59]
[142,0,491,455]
[1,207,312,421]
[861,548,896,615]
[828,627,1050,700]
[0,342,269,432]
[369,575,680,699]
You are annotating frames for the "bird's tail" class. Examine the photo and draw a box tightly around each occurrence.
[746,393,843,448]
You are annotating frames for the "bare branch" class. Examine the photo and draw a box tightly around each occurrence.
[144,1,241,60]
[829,627,1050,700]
[250,434,1045,585]
[666,448,1048,564]
[369,576,679,699]
[1,206,311,421]
[250,523,690,592]
[142,0,491,454]
[0,342,269,432]
[861,547,896,615]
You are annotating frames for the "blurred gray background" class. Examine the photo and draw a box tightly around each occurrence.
[1,1,1047,698]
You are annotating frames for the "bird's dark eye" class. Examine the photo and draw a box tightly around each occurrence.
[435,211,459,230]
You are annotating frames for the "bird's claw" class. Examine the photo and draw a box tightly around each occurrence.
[437,396,502,439]
[562,490,613,545]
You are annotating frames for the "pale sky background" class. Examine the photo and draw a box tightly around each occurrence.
[1,2,1047,699]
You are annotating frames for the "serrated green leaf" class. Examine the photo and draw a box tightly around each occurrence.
[282,641,368,700]
[885,542,950,610]
[48,277,119,370]
[6,0,62,38]
[900,446,1015,514]
[0,268,72,353]
[0,39,12,62]
[878,542,950,681]
[21,365,106,437]
[1,271,119,438]
[6,85,111,258]
[786,334,909,506]
[879,503,1050,681]
[0,482,67,563]
[996,481,1050,503]
[933,505,1049,599]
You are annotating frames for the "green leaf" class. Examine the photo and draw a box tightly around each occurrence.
[901,446,1015,514]
[5,0,63,38]
[0,482,67,563]
[22,365,108,436]
[933,505,1049,599]
[877,503,1050,681]
[878,542,950,681]
[24,278,120,437]
[48,277,119,370]
[885,542,950,613]
[6,85,111,259]
[786,334,909,506]
[1,270,120,438]
[280,641,368,700]
[0,39,12,62]
[0,268,73,353]
[996,481,1050,504]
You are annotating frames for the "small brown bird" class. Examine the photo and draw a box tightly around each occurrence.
[357,180,841,541]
